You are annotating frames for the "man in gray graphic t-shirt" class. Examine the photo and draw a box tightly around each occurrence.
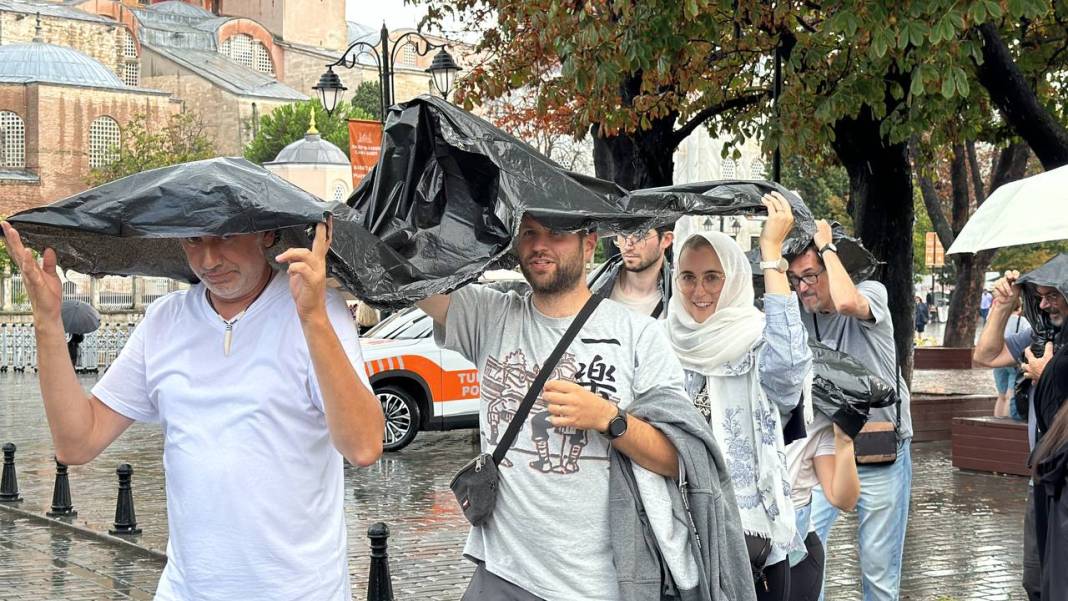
[418,214,692,601]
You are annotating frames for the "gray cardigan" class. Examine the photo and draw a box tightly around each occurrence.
[609,394,758,601]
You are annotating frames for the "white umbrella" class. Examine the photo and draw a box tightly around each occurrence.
[947,164,1068,254]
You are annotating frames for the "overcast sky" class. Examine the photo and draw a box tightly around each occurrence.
[345,0,428,30]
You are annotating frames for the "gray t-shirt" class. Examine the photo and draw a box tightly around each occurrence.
[802,280,913,440]
[435,285,688,601]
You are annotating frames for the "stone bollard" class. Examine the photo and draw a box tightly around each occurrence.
[46,458,77,518]
[109,464,141,535]
[366,522,394,601]
[0,443,22,503]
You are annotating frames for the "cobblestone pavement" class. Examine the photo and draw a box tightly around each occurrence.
[0,371,1030,600]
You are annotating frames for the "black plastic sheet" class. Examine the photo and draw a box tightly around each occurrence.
[7,157,336,283]
[809,342,897,438]
[346,95,878,307]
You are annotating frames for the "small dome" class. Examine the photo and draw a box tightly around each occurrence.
[148,1,215,18]
[0,43,125,89]
[266,133,349,166]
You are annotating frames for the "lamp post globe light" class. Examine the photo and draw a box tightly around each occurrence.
[315,23,461,121]
[731,218,743,238]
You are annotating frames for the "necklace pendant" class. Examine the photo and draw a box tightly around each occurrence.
[224,328,233,356]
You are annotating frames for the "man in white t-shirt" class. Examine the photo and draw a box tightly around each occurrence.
[1,220,384,601]
[418,214,688,600]
[592,225,673,319]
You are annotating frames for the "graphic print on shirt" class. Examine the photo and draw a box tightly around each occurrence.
[481,350,620,474]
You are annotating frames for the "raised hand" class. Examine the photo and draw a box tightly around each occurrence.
[1,222,63,324]
[275,219,332,324]
[992,270,1021,308]
[759,191,795,257]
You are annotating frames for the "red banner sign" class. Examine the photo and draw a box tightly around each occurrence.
[348,119,382,188]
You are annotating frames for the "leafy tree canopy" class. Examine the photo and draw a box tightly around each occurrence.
[351,80,383,122]
[244,100,372,165]
[87,111,215,186]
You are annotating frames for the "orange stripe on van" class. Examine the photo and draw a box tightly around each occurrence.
[366,355,480,402]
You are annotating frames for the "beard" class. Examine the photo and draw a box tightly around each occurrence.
[622,252,661,274]
[520,253,585,296]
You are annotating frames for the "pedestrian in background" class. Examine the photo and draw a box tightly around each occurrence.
[914,295,929,344]
[981,289,994,322]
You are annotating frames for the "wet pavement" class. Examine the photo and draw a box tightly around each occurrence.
[0,371,1031,600]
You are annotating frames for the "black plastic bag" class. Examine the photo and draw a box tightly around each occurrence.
[7,157,339,283]
[347,95,877,307]
[809,342,897,438]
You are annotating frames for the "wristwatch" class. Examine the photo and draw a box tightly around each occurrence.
[605,408,629,440]
[759,257,788,273]
[818,242,838,257]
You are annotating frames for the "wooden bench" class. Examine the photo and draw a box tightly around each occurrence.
[951,416,1030,477]
[914,347,975,370]
[911,393,996,442]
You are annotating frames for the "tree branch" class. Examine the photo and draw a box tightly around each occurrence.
[669,91,769,149]
[965,140,985,205]
[974,23,1068,169]
[919,174,955,249]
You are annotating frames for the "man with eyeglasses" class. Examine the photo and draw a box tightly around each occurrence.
[786,220,912,601]
[975,257,1068,601]
[589,225,674,319]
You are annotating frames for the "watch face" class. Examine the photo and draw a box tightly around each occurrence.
[609,415,628,438]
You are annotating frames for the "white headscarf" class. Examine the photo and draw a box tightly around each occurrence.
[667,231,765,371]
[667,230,797,555]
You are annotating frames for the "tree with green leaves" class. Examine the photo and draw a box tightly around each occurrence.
[87,111,216,186]
[350,80,383,122]
[418,0,1067,374]
[243,100,372,165]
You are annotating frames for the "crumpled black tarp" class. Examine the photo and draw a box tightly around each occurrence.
[347,95,877,308]
[810,342,897,438]
[7,157,337,283]
[1017,253,1068,345]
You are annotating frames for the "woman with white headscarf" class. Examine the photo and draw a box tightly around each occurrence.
[667,192,812,601]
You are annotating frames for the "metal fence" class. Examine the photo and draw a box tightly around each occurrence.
[2,272,185,313]
[0,320,140,372]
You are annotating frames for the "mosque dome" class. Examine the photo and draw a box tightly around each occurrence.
[0,42,125,89]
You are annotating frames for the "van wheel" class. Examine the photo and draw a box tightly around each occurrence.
[379,385,421,452]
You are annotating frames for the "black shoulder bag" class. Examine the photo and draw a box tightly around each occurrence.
[450,294,603,526]
[813,313,900,466]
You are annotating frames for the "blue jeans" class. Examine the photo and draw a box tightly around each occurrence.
[811,439,912,601]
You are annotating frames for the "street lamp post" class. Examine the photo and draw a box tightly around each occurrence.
[314,23,461,121]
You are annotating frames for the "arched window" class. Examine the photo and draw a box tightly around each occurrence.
[220,34,274,75]
[89,116,121,169]
[331,181,348,202]
[253,43,274,75]
[122,30,137,58]
[750,159,766,180]
[0,111,26,168]
[123,62,140,86]
[721,158,736,179]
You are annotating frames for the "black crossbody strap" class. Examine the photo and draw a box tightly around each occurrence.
[491,294,604,466]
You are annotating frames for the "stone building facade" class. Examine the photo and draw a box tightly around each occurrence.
[0,0,473,218]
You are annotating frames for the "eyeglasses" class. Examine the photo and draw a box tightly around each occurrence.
[613,231,657,249]
[787,268,825,288]
[1038,291,1064,306]
[676,272,726,292]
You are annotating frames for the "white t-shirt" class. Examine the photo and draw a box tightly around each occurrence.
[93,271,370,601]
[609,283,663,318]
[785,414,837,508]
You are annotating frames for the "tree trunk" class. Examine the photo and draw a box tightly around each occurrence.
[591,117,678,189]
[943,145,978,347]
[591,73,679,189]
[831,106,916,383]
[974,24,1068,170]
